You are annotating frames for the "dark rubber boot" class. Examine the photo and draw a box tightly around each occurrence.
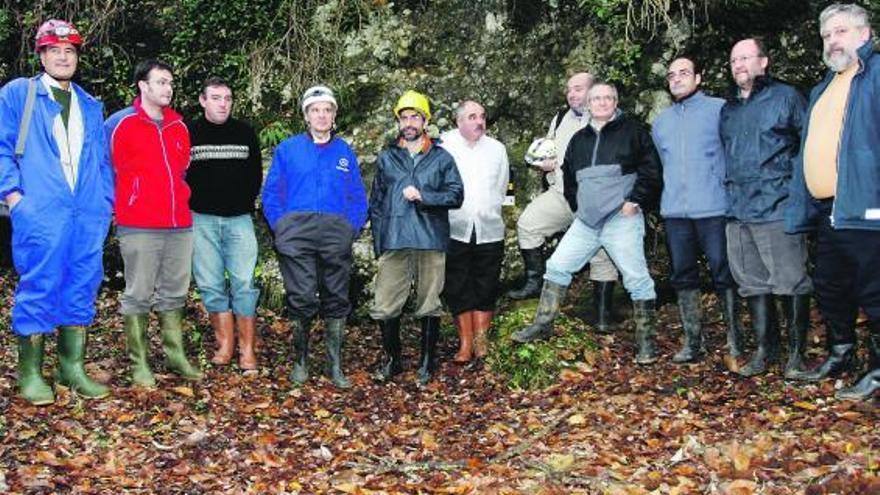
[781,295,810,379]
[290,318,311,385]
[720,288,744,357]
[788,318,858,382]
[511,281,566,343]
[634,299,658,365]
[57,326,110,399]
[376,318,402,381]
[17,335,55,405]
[737,295,779,377]
[672,290,704,363]
[594,281,618,333]
[836,321,880,401]
[324,318,352,389]
[416,316,440,386]
[507,248,545,300]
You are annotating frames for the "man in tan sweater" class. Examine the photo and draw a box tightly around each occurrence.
[785,3,880,401]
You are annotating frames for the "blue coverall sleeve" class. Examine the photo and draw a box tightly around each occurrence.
[345,148,369,233]
[0,80,25,199]
[261,144,286,231]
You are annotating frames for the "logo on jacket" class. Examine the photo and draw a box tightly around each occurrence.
[336,158,350,172]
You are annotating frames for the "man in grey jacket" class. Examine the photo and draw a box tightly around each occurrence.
[652,55,741,364]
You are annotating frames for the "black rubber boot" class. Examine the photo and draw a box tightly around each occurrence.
[781,295,810,379]
[594,281,618,333]
[672,290,704,363]
[416,317,440,386]
[507,248,545,300]
[788,318,858,382]
[289,318,311,385]
[836,321,880,401]
[720,288,744,358]
[633,299,658,365]
[511,281,566,343]
[737,294,779,377]
[324,318,352,389]
[375,318,402,382]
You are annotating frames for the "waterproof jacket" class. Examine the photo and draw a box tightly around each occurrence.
[262,133,368,233]
[786,41,880,233]
[0,74,114,335]
[652,91,728,219]
[562,112,662,228]
[105,98,192,229]
[369,137,464,256]
[719,76,806,223]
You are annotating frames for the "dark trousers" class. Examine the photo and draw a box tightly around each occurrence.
[665,216,735,292]
[274,213,354,320]
[814,200,880,325]
[442,235,503,315]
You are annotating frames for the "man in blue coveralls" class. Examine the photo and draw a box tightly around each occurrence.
[0,20,114,405]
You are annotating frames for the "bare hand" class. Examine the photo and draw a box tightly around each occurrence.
[539,158,558,172]
[403,186,422,202]
[5,191,22,210]
[621,201,640,217]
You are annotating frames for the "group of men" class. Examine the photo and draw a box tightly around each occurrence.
[511,2,880,403]
[2,2,879,405]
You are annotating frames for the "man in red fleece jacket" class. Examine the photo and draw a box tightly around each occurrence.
[105,59,202,388]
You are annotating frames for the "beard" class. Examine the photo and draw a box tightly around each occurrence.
[824,47,857,72]
[401,126,421,142]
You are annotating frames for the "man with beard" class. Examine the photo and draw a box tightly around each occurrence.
[186,77,262,370]
[0,19,113,405]
[263,85,368,389]
[369,90,463,385]
[106,60,203,387]
[652,56,742,364]
[509,73,621,333]
[720,38,812,378]
[440,100,509,363]
[512,83,663,365]
[786,3,880,400]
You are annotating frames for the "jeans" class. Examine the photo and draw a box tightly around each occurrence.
[665,216,735,292]
[545,212,655,301]
[192,213,259,316]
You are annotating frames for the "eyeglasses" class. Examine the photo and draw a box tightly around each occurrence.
[589,95,617,103]
[666,69,694,81]
[729,54,763,65]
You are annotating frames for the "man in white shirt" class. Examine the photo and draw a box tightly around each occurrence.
[440,100,509,363]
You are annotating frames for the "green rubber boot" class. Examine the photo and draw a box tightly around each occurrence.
[124,313,157,388]
[17,334,55,406]
[158,309,203,381]
[324,318,352,389]
[57,326,110,399]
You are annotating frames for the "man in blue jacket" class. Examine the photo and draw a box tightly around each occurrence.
[369,90,464,386]
[652,56,741,364]
[720,37,812,378]
[0,20,113,405]
[785,3,880,401]
[263,85,368,389]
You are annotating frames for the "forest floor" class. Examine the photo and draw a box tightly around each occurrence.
[1,269,878,494]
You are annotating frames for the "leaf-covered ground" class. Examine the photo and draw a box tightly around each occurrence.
[1,270,878,494]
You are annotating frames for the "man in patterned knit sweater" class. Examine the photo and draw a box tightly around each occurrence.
[186,77,263,370]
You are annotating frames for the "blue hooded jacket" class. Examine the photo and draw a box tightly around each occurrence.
[786,41,880,233]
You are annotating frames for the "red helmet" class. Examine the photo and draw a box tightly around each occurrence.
[35,19,83,52]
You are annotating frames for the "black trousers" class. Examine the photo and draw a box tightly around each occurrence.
[274,212,354,320]
[442,235,503,315]
[814,200,880,325]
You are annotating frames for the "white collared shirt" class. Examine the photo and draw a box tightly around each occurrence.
[440,129,509,244]
[41,73,84,191]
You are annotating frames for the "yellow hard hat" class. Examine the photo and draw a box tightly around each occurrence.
[393,90,432,121]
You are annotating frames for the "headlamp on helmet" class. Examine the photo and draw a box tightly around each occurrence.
[35,19,83,52]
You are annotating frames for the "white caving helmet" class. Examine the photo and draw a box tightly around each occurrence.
[524,137,557,166]
[301,85,338,114]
